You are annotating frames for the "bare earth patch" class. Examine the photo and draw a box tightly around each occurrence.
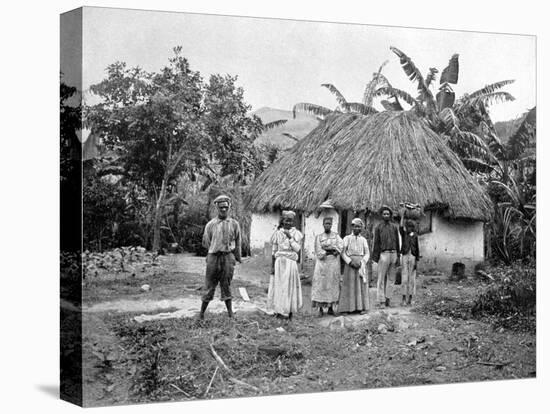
[79,253,536,407]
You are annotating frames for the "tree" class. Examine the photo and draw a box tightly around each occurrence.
[86,48,279,252]
[60,80,81,182]
[291,61,388,119]
[87,47,208,252]
[60,78,84,252]
[376,47,516,173]
[487,107,536,263]
[202,74,266,186]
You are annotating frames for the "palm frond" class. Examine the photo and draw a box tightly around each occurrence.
[436,87,455,111]
[362,60,389,107]
[321,84,348,108]
[469,80,515,97]
[460,157,495,173]
[467,91,516,108]
[425,67,439,88]
[292,103,334,119]
[390,46,425,84]
[491,179,521,206]
[438,107,460,133]
[263,119,288,131]
[341,102,378,115]
[282,132,299,142]
[380,99,403,111]
[390,46,435,107]
[374,86,416,107]
[440,54,459,84]
[483,126,505,159]
[448,127,494,161]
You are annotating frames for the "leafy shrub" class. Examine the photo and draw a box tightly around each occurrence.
[472,261,535,317]
[471,261,535,331]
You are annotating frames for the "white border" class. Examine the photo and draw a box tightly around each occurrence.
[1,1,546,413]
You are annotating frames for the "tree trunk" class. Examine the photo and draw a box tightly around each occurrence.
[152,177,168,252]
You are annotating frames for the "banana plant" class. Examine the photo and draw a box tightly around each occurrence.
[376,47,516,173]
[292,61,389,119]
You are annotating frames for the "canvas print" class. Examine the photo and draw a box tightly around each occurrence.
[60,7,536,407]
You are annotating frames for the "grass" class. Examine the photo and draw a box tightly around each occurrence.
[80,258,537,406]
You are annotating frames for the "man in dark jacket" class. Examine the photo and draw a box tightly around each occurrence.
[372,206,400,307]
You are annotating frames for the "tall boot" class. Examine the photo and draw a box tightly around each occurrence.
[199,301,209,319]
[225,299,233,318]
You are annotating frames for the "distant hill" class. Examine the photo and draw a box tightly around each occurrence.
[494,117,524,145]
[253,107,319,148]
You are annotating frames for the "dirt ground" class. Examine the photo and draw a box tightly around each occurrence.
[77,253,536,407]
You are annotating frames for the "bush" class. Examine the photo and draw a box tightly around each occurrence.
[471,261,535,331]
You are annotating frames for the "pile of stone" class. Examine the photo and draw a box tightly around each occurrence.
[83,246,159,277]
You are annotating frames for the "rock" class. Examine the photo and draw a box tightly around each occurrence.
[377,323,388,334]
[259,345,287,357]
[140,284,151,292]
[435,366,447,371]
[396,320,410,331]
[329,316,346,331]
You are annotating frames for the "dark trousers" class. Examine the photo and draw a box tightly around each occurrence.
[202,252,235,302]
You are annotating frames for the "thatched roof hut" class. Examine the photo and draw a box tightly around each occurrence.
[247,111,491,221]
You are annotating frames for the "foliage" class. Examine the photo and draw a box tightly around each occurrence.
[489,177,536,263]
[203,74,265,182]
[60,80,81,181]
[487,108,536,263]
[417,262,535,332]
[86,48,268,252]
[83,167,127,251]
[379,47,515,174]
[292,68,385,120]
[256,142,285,165]
[472,261,536,332]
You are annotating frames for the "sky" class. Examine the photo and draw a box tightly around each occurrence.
[61,6,536,123]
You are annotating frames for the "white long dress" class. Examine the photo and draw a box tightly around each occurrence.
[339,234,370,312]
[311,231,343,308]
[267,227,303,316]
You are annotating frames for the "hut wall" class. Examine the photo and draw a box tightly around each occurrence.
[249,212,280,256]
[418,214,484,274]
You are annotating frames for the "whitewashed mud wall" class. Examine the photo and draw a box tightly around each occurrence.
[418,214,484,273]
[249,212,280,255]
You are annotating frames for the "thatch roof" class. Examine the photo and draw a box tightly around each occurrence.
[246,111,492,221]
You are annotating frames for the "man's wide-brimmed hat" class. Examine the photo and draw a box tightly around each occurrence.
[351,218,364,227]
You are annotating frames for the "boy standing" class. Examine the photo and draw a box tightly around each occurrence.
[399,211,420,306]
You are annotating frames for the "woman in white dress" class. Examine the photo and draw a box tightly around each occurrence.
[312,217,343,316]
[339,218,370,313]
[267,210,303,320]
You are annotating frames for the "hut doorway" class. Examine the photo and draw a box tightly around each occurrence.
[339,210,348,238]
[295,212,305,270]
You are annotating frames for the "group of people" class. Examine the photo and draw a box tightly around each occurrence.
[199,195,420,321]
